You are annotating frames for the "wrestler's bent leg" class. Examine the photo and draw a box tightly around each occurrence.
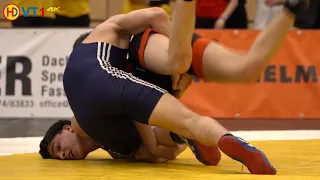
[129,29,201,77]
[128,50,222,165]
[129,29,172,75]
[128,32,276,173]
[152,127,222,165]
[200,3,306,82]
[142,93,277,175]
[131,3,306,83]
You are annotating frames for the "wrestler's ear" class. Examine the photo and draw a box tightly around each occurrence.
[63,125,73,132]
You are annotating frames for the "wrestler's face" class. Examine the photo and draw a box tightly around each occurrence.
[48,125,88,160]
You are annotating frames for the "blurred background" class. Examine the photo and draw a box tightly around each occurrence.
[0,0,319,145]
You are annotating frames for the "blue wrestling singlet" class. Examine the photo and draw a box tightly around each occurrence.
[63,42,167,155]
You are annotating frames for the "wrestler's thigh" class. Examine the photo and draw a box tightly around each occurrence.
[147,93,199,139]
[202,42,247,82]
[143,33,172,74]
[129,29,172,75]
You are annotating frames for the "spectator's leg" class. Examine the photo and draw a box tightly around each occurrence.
[54,14,70,27]
[11,17,33,27]
[33,17,54,27]
[195,16,215,28]
[73,14,90,27]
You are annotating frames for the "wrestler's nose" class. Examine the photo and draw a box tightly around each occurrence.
[58,151,67,160]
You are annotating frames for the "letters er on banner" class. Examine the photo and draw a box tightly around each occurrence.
[3,4,60,21]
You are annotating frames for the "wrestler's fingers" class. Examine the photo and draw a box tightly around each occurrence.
[155,157,169,163]
[171,74,181,90]
[177,73,193,90]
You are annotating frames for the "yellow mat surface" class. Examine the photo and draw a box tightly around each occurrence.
[1,140,319,180]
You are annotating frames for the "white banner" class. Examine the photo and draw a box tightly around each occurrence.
[0,28,91,118]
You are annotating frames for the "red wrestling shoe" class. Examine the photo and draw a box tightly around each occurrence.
[218,135,277,175]
[170,132,221,165]
[186,139,221,166]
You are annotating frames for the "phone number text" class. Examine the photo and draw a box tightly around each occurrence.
[0,99,35,108]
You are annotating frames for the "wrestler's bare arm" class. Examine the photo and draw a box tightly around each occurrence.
[84,7,170,48]
[133,121,180,160]
[169,0,195,89]
[107,7,171,37]
[107,124,186,162]
[107,127,186,163]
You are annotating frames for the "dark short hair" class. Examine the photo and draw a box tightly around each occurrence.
[39,119,71,159]
[73,32,91,49]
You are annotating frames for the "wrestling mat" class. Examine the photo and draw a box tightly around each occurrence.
[1,140,319,180]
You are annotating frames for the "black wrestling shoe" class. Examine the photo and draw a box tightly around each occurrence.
[284,0,311,15]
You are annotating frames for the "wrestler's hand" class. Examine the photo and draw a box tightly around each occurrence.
[171,74,181,90]
[135,144,168,163]
[172,73,193,98]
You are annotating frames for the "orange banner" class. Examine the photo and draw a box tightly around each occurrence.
[180,30,320,119]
